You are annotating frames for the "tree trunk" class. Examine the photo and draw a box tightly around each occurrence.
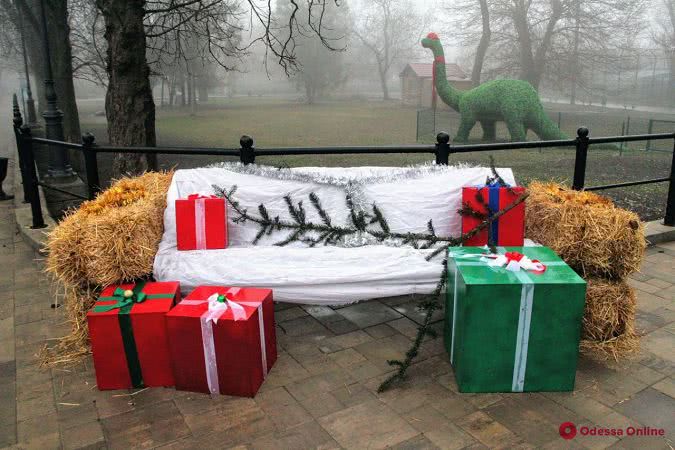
[198,77,208,102]
[378,63,390,100]
[169,74,176,106]
[512,4,538,88]
[471,0,491,87]
[187,72,193,106]
[180,75,186,106]
[160,77,165,107]
[670,50,675,105]
[97,0,157,176]
[570,0,581,104]
[190,74,196,115]
[305,80,315,104]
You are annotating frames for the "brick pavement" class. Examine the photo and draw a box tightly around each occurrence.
[0,155,674,449]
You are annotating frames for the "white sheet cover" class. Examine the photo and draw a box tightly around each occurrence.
[153,165,518,304]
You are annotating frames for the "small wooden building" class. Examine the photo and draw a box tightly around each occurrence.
[399,63,472,108]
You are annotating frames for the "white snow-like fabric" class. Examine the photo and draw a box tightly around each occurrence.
[360,168,516,237]
[153,165,518,304]
[171,167,351,247]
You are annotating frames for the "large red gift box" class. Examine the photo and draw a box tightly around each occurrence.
[175,194,228,250]
[166,286,277,397]
[461,185,526,246]
[87,281,180,390]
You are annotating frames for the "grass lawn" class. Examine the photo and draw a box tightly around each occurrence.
[79,97,674,221]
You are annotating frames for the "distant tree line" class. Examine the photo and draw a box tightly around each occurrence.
[447,0,674,106]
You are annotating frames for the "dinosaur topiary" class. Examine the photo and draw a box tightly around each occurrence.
[421,33,567,142]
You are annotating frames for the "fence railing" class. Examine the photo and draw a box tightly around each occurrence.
[12,107,675,230]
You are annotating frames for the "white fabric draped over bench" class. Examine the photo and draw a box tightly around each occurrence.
[153,164,517,304]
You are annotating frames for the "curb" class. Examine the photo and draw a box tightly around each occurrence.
[12,157,54,253]
[645,220,675,246]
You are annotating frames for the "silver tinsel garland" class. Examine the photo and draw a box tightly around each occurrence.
[207,161,475,213]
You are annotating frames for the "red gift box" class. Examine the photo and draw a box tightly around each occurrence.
[166,286,277,397]
[175,194,228,250]
[87,281,180,390]
[461,185,526,246]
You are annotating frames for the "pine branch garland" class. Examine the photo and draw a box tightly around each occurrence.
[211,164,528,393]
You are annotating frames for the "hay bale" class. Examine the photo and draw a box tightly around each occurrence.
[42,171,172,367]
[526,182,645,279]
[46,171,173,286]
[580,277,639,361]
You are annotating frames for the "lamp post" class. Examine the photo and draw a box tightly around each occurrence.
[39,0,74,178]
[18,5,37,126]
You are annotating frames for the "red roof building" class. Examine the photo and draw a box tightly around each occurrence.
[399,62,472,108]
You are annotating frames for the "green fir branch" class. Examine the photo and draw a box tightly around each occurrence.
[309,192,332,227]
[377,298,441,393]
[212,178,529,393]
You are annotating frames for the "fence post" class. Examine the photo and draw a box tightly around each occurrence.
[572,127,589,190]
[239,135,255,165]
[416,110,420,142]
[664,136,675,226]
[17,125,46,228]
[646,119,653,152]
[13,94,30,203]
[625,115,631,136]
[435,131,450,165]
[82,133,100,200]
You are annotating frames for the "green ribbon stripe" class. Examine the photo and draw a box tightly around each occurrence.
[93,281,175,388]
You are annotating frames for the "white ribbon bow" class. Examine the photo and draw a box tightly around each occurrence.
[180,287,268,395]
[485,253,546,273]
[204,293,248,323]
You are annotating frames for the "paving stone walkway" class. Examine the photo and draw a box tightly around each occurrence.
[0,147,674,448]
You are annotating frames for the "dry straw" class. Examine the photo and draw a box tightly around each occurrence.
[525,181,646,279]
[580,277,639,361]
[41,171,173,366]
[46,172,173,286]
[39,285,98,368]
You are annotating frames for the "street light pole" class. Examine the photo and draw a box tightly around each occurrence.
[18,5,37,126]
[39,0,74,178]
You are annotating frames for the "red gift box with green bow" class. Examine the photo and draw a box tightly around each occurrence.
[87,281,180,390]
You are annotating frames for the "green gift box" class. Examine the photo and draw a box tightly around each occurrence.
[445,246,586,393]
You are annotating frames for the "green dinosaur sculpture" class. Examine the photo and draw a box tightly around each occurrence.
[421,33,567,142]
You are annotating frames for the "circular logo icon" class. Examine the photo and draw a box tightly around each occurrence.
[559,422,577,440]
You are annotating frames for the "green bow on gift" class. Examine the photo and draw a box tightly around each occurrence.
[93,281,173,313]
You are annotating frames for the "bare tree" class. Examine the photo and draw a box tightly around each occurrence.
[0,0,82,142]
[69,0,107,86]
[447,0,646,93]
[501,0,564,90]
[652,0,675,104]
[94,0,345,176]
[353,0,422,100]
[276,0,349,104]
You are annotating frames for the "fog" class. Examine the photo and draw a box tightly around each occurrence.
[0,0,672,130]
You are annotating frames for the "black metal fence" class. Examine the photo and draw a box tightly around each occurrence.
[417,108,675,153]
[12,105,675,230]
